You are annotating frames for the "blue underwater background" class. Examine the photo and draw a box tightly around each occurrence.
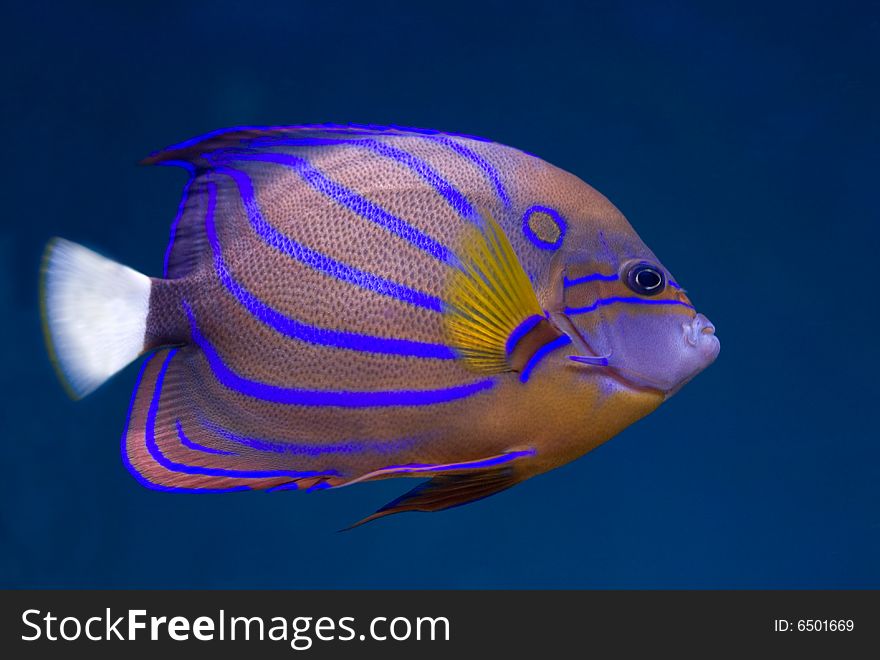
[2,0,878,588]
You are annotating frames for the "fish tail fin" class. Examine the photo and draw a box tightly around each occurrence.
[40,238,152,399]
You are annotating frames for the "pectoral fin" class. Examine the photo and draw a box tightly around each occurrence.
[444,211,563,375]
[346,467,522,529]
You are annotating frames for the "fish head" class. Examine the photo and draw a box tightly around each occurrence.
[546,217,720,398]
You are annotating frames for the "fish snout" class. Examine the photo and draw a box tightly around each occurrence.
[684,313,720,363]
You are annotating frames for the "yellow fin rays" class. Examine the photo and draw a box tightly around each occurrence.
[444,211,544,373]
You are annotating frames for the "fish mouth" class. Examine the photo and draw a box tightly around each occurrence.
[686,313,717,347]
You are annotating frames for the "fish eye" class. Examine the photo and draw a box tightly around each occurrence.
[626,262,665,296]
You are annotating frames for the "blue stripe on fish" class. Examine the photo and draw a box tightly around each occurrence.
[175,419,238,456]
[424,135,511,209]
[199,417,419,457]
[244,137,478,220]
[120,353,251,493]
[563,272,683,290]
[505,314,545,356]
[203,180,456,360]
[520,335,572,383]
[565,297,695,315]
[159,161,197,278]
[172,419,338,478]
[218,155,453,263]
[563,272,619,287]
[183,301,496,407]
[214,167,443,312]
[147,349,339,479]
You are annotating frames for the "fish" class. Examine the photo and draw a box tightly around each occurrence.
[39,123,720,527]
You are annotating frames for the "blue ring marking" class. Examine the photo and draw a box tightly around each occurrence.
[565,297,695,316]
[199,417,419,457]
[504,314,545,356]
[214,167,442,312]
[563,272,619,287]
[176,419,237,456]
[203,181,455,360]
[220,154,453,263]
[158,161,197,278]
[236,137,477,221]
[522,205,567,251]
[373,448,537,475]
[119,353,250,493]
[183,301,496,407]
[424,135,511,209]
[519,335,572,383]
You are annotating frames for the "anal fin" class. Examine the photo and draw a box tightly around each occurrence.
[346,467,522,529]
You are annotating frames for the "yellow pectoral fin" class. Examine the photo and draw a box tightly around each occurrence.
[444,211,548,374]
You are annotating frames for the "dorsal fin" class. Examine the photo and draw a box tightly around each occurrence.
[140,123,495,168]
[141,126,284,168]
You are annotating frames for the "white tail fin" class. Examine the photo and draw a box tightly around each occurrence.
[40,238,152,399]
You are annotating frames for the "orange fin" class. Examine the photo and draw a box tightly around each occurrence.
[345,464,525,529]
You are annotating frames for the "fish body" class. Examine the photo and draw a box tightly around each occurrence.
[40,124,719,524]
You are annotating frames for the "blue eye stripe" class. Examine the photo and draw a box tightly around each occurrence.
[213,167,443,312]
[182,301,496,408]
[565,297,695,315]
[563,272,685,291]
[203,181,455,360]
[563,272,619,287]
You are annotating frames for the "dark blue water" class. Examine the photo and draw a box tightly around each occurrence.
[2,1,877,588]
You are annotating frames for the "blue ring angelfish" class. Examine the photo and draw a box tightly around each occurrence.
[522,205,566,250]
